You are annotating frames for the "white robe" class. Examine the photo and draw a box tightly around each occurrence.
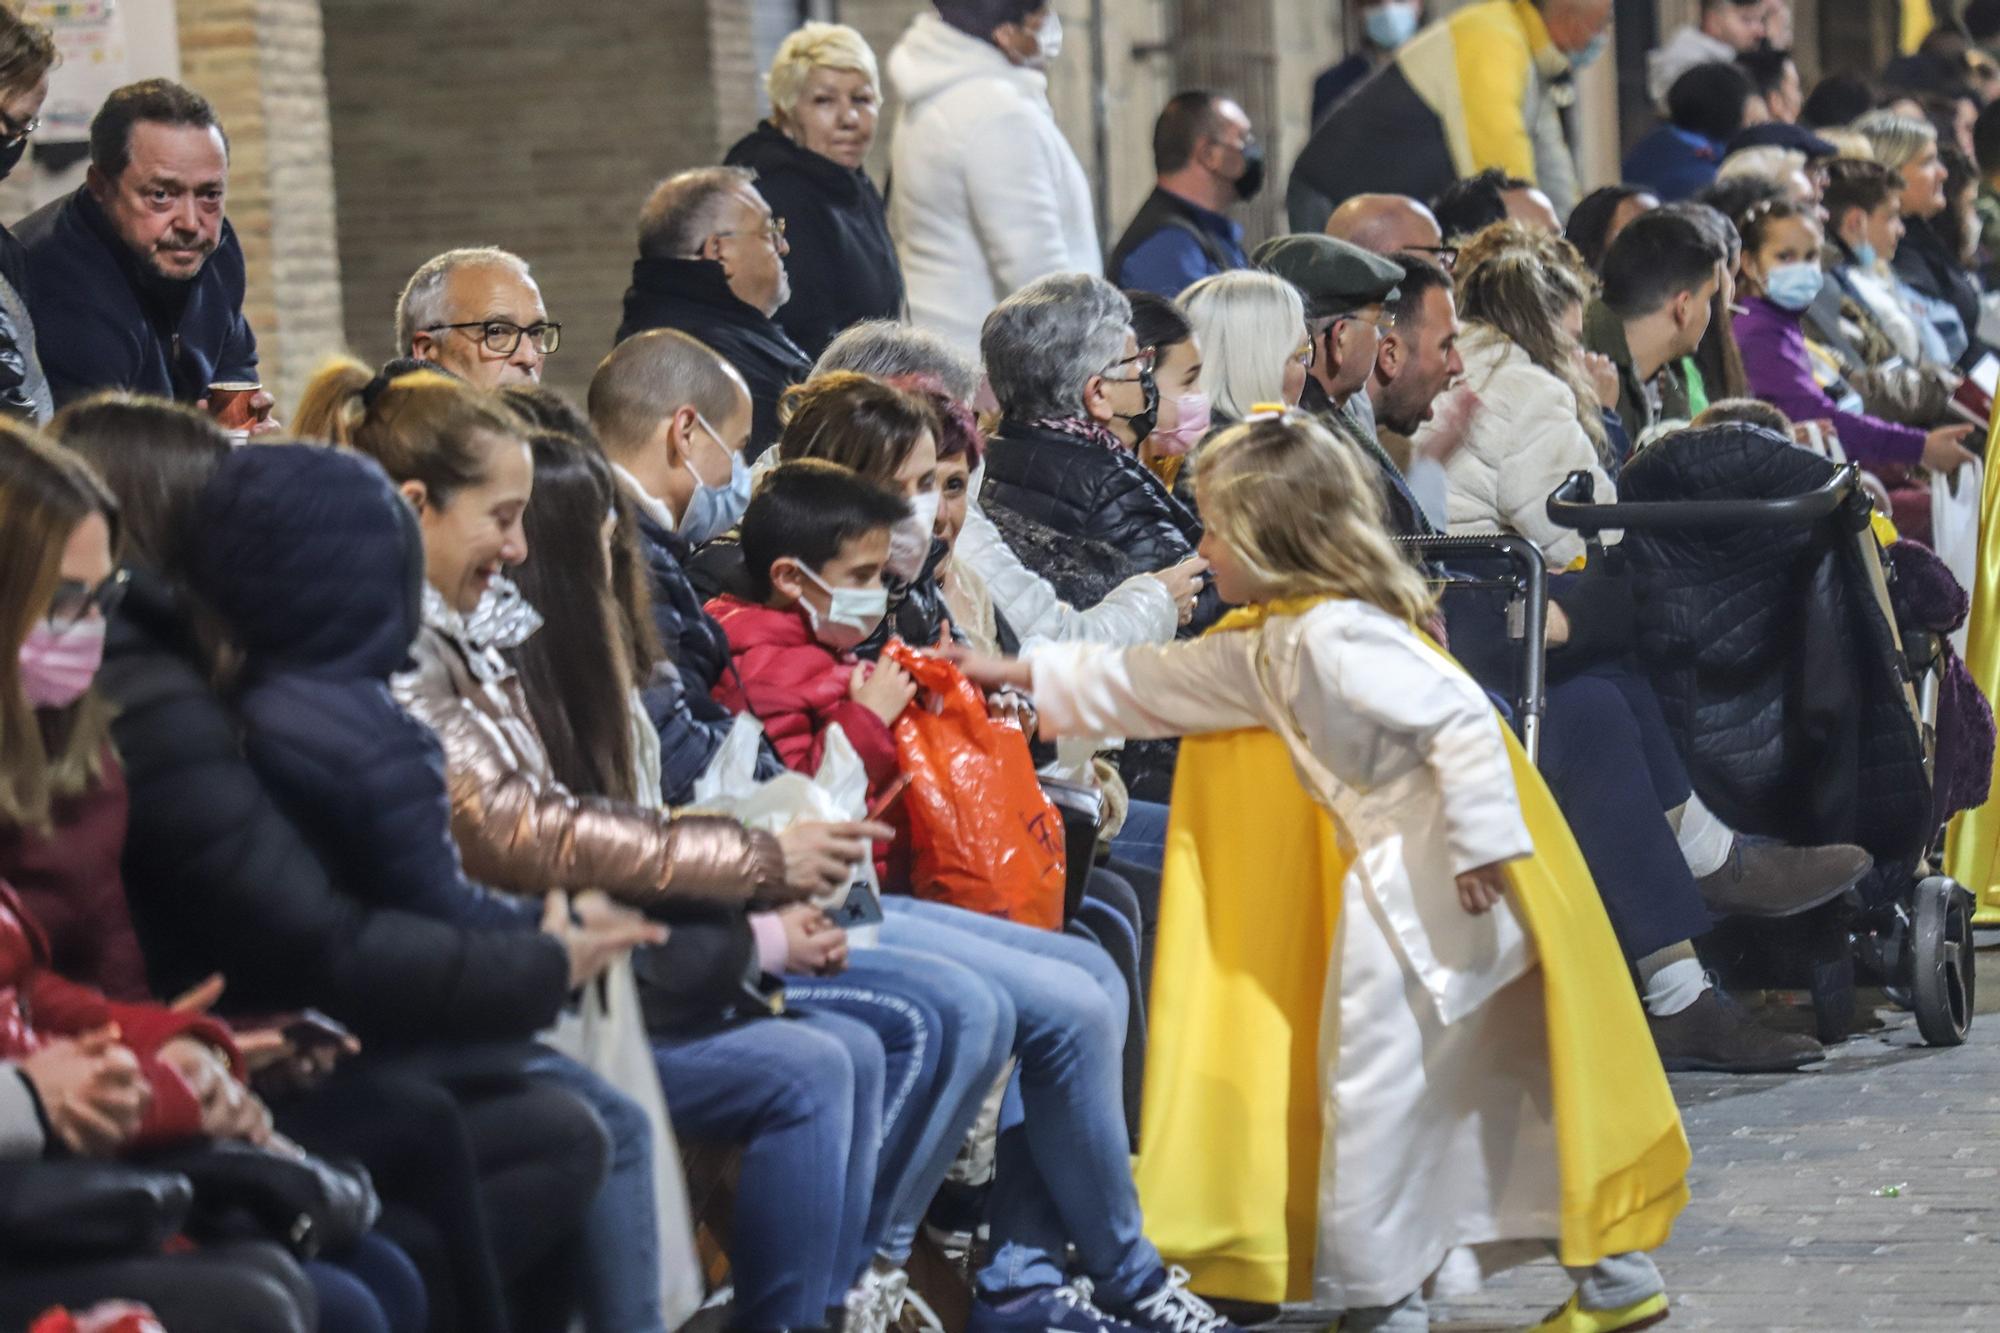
[1028,599,1564,1305]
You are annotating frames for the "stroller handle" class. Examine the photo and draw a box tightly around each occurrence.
[1545,465,1863,536]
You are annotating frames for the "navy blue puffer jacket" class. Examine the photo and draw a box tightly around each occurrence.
[187,445,537,933]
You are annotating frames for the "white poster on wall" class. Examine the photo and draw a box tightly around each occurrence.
[3,1,179,216]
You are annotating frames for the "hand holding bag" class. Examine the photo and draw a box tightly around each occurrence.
[882,641,1067,929]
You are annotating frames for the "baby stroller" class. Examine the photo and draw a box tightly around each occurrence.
[1540,427,1980,1048]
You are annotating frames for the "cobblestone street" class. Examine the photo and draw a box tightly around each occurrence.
[1413,940,2000,1331]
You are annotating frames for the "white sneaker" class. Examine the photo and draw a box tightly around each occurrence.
[844,1273,889,1333]
[1118,1267,1237,1333]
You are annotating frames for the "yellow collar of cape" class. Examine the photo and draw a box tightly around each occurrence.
[1209,594,1347,637]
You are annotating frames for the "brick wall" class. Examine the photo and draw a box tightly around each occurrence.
[175,0,345,415]
[320,0,741,403]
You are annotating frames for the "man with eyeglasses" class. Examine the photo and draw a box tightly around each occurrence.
[617,166,812,460]
[18,79,269,420]
[396,247,559,389]
[1252,233,1404,424]
[1324,193,1454,272]
[1107,90,1257,297]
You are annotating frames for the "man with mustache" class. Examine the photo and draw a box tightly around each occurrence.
[17,79,269,419]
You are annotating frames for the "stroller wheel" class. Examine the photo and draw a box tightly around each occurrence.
[1908,877,1976,1047]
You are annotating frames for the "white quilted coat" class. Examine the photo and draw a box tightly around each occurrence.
[886,13,1101,357]
[1426,330,1616,569]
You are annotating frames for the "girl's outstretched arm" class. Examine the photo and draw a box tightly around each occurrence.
[952,635,1265,741]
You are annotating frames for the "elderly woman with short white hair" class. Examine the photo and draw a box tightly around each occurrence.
[725,21,903,357]
[1176,269,1309,428]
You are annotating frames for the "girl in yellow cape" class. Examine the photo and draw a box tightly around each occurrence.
[954,412,1688,1333]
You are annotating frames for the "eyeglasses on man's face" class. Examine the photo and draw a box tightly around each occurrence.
[711,216,788,250]
[429,320,562,356]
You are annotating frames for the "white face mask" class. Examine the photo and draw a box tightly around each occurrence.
[1025,10,1062,68]
[797,563,889,653]
[886,489,941,582]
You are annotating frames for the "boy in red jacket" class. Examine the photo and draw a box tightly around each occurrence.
[706,460,916,801]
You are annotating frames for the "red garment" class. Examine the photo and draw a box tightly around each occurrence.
[706,596,902,795]
[0,877,238,1149]
[0,749,154,1003]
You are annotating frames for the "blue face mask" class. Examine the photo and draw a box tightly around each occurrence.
[678,413,753,546]
[1763,261,1825,312]
[1851,242,1879,271]
[1363,1,1419,50]
[1570,32,1608,70]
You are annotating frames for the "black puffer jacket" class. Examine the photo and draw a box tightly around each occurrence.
[980,419,1222,632]
[98,568,569,1045]
[1617,425,1932,864]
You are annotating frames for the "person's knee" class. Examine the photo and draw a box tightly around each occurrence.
[767,1025,859,1128]
[306,1260,390,1333]
[529,1080,615,1199]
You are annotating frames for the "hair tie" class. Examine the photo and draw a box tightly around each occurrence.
[360,374,392,410]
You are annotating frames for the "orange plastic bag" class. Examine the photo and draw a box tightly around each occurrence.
[883,640,1067,929]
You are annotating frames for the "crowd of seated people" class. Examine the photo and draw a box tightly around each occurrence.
[4,2,1999,1331]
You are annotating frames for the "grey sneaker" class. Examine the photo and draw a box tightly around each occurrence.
[1696,838,1871,918]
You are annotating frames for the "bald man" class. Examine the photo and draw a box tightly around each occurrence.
[1325,193,1452,265]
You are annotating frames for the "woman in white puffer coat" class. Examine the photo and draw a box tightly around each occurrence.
[1420,222,1617,570]
[886,2,1101,358]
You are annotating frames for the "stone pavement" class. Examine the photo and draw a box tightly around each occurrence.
[1414,939,2000,1332]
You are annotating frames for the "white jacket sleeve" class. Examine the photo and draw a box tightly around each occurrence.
[960,503,1179,648]
[1486,377,1613,569]
[1027,634,1264,742]
[966,104,1089,298]
[1297,613,1534,876]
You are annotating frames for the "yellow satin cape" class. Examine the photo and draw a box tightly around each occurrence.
[1131,599,1689,1303]
[1946,417,2000,923]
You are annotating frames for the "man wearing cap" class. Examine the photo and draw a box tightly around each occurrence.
[1252,232,1404,421]
[1285,0,1612,232]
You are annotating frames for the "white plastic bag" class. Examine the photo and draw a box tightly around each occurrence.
[544,957,704,1326]
[1931,459,1982,657]
[691,715,883,946]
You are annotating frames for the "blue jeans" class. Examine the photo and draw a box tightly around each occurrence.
[307,1234,427,1333]
[1108,797,1170,875]
[791,945,1013,1266]
[879,898,1161,1307]
[522,1047,664,1332]
[651,1011,884,1329]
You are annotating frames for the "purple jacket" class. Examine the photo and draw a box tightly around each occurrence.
[1732,295,1925,468]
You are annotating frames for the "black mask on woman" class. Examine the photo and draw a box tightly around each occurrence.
[0,136,28,183]
[1115,367,1162,441]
